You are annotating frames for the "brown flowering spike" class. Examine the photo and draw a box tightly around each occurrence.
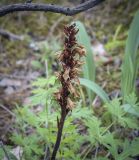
[51,24,86,160]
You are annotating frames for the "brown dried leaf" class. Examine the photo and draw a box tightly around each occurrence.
[55,72,61,80]
[74,68,82,74]
[74,77,80,85]
[76,60,85,67]
[63,68,70,81]
[68,83,79,97]
[78,48,86,57]
[54,91,61,100]
[67,98,75,109]
[55,51,62,58]
[71,68,82,76]
[58,54,64,61]
[75,46,86,57]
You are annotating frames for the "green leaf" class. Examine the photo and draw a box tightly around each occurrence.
[31,76,57,105]
[97,157,109,160]
[131,138,139,156]
[112,139,139,160]
[122,116,138,129]
[32,76,56,87]
[122,93,139,117]
[74,21,95,102]
[122,104,139,117]
[121,9,139,99]
[105,40,125,50]
[31,87,56,105]
[105,98,138,129]
[83,116,106,145]
[102,133,120,159]
[106,99,124,118]
[0,148,4,160]
[72,105,93,119]
[8,153,20,160]
[79,78,110,103]
[31,60,43,69]
[11,134,24,146]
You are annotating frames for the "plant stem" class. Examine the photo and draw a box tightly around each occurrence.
[51,111,67,160]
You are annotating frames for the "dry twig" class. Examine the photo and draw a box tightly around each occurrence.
[0,0,105,17]
[0,29,24,40]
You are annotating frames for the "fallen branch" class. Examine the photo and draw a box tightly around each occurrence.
[0,104,16,117]
[0,0,105,17]
[0,29,24,40]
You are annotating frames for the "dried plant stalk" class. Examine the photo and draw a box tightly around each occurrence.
[51,23,86,160]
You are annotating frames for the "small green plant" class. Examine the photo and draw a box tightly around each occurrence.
[82,95,139,160]
[105,24,126,51]
[11,76,87,160]
[121,9,139,100]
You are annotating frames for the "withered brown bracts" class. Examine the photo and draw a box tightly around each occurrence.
[51,23,86,160]
[55,23,86,110]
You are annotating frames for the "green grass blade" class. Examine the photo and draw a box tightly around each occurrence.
[74,21,95,102]
[121,9,139,99]
[79,78,110,103]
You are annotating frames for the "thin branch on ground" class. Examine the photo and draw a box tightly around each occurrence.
[0,0,105,17]
[0,104,16,117]
[0,29,24,40]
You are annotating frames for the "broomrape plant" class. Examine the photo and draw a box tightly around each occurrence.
[51,23,86,160]
[5,9,139,160]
